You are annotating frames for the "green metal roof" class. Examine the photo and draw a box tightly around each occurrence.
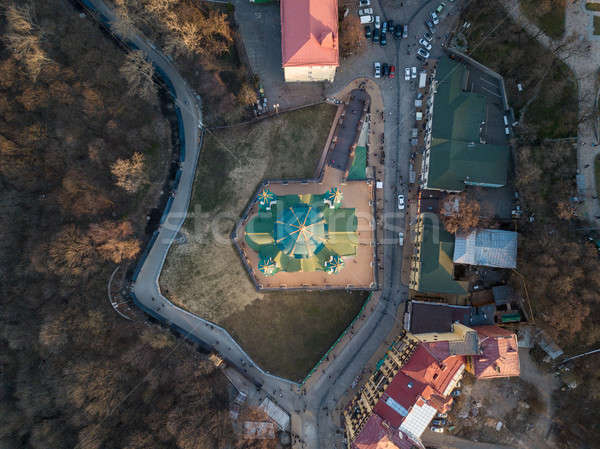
[417,214,468,295]
[244,188,358,274]
[427,56,509,191]
[426,140,509,191]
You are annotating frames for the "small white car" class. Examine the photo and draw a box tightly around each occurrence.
[404,67,411,81]
[432,16,440,25]
[417,48,430,59]
[398,232,404,246]
[419,38,432,50]
[360,14,374,24]
[358,7,373,15]
[431,426,444,433]
[374,62,381,79]
[359,0,371,6]
[411,67,417,79]
[398,194,405,210]
[374,15,381,29]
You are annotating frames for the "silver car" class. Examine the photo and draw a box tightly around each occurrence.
[419,38,432,51]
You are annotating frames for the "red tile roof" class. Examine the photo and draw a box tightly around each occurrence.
[472,326,520,378]
[280,0,339,67]
[400,345,465,396]
[373,372,427,428]
[352,415,418,449]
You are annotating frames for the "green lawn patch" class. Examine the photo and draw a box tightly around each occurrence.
[161,103,371,380]
[347,145,367,180]
[520,0,566,39]
[586,2,600,11]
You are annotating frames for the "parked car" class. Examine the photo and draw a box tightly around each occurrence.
[419,38,432,50]
[431,11,439,20]
[403,24,408,38]
[398,194,405,210]
[432,15,440,25]
[358,7,373,15]
[425,20,435,32]
[387,20,394,34]
[382,20,387,33]
[404,67,411,80]
[394,25,402,39]
[373,28,380,42]
[436,412,448,418]
[398,232,404,246]
[382,63,389,77]
[380,31,387,46]
[416,92,423,100]
[374,62,381,78]
[389,65,395,78]
[451,389,462,397]
[417,47,430,59]
[436,2,446,14]
[359,0,371,6]
[411,66,417,79]
[374,15,381,29]
[432,418,447,426]
[430,426,444,433]
[364,25,372,39]
[360,14,373,24]
[416,53,425,62]
[423,31,433,42]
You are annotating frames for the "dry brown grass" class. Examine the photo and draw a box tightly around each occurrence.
[160,104,369,379]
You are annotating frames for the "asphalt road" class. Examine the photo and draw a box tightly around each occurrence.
[82,0,466,448]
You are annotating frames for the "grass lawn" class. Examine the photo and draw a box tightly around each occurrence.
[586,2,600,11]
[160,103,370,379]
[595,16,600,35]
[520,0,566,39]
[463,1,577,139]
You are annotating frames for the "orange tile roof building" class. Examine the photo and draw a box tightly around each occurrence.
[466,325,520,379]
[280,0,339,82]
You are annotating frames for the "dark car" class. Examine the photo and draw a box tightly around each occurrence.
[373,28,380,43]
[380,30,387,46]
[382,63,389,77]
[432,418,447,426]
[425,20,436,33]
[394,25,402,39]
[364,25,372,39]
[416,53,425,62]
[387,20,394,34]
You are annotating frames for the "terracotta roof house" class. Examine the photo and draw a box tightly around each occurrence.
[466,325,520,379]
[280,0,339,82]
[352,415,418,449]
[400,345,465,398]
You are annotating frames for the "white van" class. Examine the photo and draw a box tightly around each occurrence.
[360,15,374,24]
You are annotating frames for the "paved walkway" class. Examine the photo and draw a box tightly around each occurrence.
[502,0,600,224]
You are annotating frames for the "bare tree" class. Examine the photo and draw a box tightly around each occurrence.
[119,50,157,101]
[440,192,481,234]
[111,152,148,193]
[88,221,140,263]
[237,83,257,106]
[112,7,136,41]
[3,2,51,81]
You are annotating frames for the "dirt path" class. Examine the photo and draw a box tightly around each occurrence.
[501,0,600,223]
[517,349,559,446]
